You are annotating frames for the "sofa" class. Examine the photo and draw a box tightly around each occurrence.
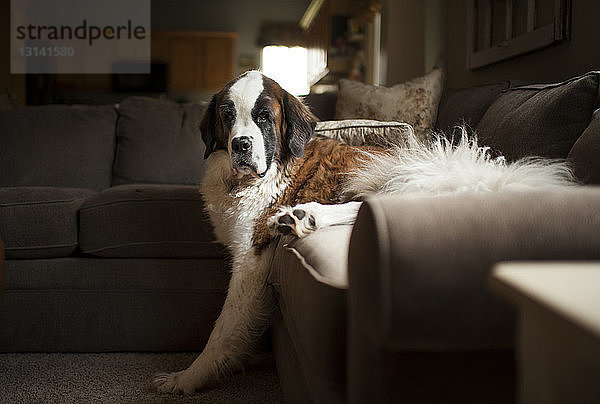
[271,71,600,403]
[0,97,230,352]
[1,71,600,403]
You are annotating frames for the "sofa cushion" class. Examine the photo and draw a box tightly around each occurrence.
[269,225,352,402]
[303,91,338,121]
[0,105,117,190]
[567,108,600,184]
[0,187,97,259]
[335,68,444,141]
[435,81,517,137]
[476,71,600,161]
[1,257,229,352]
[113,97,207,186]
[280,226,351,289]
[79,184,223,258]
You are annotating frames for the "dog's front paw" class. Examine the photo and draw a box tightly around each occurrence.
[269,204,317,238]
[153,370,204,395]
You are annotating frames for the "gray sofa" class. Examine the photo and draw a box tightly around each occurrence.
[0,97,230,352]
[1,71,599,403]
[271,71,600,403]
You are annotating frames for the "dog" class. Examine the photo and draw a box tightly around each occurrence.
[153,71,573,395]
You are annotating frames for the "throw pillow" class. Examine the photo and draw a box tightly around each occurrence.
[476,71,600,161]
[315,119,414,147]
[335,68,444,141]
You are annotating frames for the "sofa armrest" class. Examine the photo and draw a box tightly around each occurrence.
[347,188,600,402]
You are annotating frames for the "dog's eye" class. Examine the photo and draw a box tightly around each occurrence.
[257,111,269,124]
[219,104,235,123]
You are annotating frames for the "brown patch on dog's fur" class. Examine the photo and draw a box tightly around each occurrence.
[251,136,382,252]
[262,75,317,161]
[282,137,379,205]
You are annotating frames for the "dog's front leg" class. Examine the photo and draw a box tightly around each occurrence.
[153,246,275,395]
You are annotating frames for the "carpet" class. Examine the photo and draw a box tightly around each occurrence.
[0,352,283,403]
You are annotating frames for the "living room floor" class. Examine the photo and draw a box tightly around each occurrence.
[0,352,283,403]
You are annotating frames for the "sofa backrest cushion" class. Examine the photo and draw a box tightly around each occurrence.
[567,108,600,184]
[475,71,600,161]
[0,105,117,190]
[113,97,207,186]
[304,91,338,121]
[435,81,518,137]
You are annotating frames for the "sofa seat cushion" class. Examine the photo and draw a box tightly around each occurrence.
[0,105,117,190]
[476,71,600,161]
[269,225,353,402]
[0,187,97,259]
[79,184,223,258]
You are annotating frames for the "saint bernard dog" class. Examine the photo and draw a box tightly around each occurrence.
[154,71,573,395]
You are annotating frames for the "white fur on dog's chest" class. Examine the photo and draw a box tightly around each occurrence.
[201,151,289,256]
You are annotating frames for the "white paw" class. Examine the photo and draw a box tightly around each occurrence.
[153,370,205,395]
[269,204,318,238]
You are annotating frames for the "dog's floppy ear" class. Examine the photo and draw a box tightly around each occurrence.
[200,95,218,159]
[283,91,317,158]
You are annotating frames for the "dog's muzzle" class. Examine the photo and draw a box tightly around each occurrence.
[231,136,262,178]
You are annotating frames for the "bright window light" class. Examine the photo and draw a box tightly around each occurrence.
[262,46,310,96]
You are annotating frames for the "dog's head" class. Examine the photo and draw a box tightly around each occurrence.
[200,71,317,179]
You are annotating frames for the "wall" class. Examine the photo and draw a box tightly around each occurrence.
[380,0,600,89]
[151,0,310,76]
[380,0,424,85]
[0,0,10,97]
[424,0,447,73]
[0,0,310,104]
[446,0,600,88]
[0,0,26,105]
[379,0,446,86]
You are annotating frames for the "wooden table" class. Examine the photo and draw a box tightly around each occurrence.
[491,262,600,404]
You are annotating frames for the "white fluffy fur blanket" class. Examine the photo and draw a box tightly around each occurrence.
[344,129,575,198]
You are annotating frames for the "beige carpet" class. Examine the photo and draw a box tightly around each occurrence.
[0,352,283,403]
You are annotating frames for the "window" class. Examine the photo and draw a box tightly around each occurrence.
[467,0,571,69]
[261,45,327,96]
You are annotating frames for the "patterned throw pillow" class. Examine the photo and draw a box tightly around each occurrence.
[315,119,414,147]
[334,68,444,141]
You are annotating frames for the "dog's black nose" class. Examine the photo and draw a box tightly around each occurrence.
[232,136,251,153]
